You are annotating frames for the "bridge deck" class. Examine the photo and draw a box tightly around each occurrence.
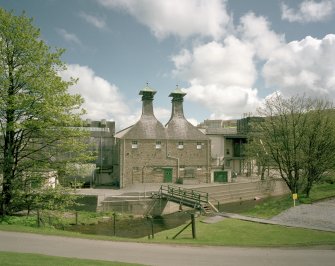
[158,185,218,213]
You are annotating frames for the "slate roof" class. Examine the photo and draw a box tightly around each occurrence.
[165,87,208,140]
[115,85,208,141]
[115,85,166,140]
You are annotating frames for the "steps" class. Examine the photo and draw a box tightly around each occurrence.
[201,204,214,215]
[198,181,271,204]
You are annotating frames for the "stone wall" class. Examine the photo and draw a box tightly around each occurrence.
[118,139,211,187]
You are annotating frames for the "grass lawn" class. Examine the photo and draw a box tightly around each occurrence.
[236,182,335,219]
[0,182,334,250]
[0,223,130,242]
[301,183,335,203]
[237,194,293,219]
[0,251,143,266]
[1,216,335,247]
[144,218,335,247]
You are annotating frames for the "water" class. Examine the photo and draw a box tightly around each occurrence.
[65,211,191,238]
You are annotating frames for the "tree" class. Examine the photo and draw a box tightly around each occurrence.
[248,93,335,196]
[0,9,87,215]
[300,104,335,196]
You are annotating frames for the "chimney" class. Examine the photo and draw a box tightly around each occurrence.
[168,86,186,119]
[139,83,156,116]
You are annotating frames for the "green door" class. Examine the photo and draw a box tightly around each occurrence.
[214,171,228,183]
[164,168,173,183]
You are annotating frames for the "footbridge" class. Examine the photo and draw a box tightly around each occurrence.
[154,185,219,214]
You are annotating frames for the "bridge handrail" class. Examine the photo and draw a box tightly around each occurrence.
[159,184,209,205]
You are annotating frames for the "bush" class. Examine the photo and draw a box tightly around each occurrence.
[321,175,335,184]
[0,215,36,227]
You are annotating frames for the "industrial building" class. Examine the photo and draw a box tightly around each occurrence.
[197,119,248,183]
[113,85,211,188]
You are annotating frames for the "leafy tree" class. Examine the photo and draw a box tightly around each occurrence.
[248,93,335,196]
[300,104,335,196]
[0,9,87,215]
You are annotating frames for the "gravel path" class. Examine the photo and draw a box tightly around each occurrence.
[271,198,335,231]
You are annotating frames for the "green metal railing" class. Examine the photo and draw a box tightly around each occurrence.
[159,185,209,208]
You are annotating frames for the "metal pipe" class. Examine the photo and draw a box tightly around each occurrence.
[166,139,180,180]
[167,154,179,179]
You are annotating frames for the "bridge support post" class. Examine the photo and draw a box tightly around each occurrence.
[191,213,196,239]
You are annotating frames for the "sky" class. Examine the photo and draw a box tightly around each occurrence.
[1,0,335,130]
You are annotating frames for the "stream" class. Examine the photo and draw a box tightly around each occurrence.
[65,211,191,238]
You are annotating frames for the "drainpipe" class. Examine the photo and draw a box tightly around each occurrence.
[142,164,146,183]
[165,139,180,180]
[207,139,211,183]
[121,138,125,188]
[167,154,179,180]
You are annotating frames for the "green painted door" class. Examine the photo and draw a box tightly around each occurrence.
[164,168,173,183]
[214,171,228,183]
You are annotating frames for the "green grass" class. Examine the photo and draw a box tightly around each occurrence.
[144,218,335,247]
[0,251,143,266]
[0,223,130,242]
[237,195,293,219]
[234,182,335,219]
[0,182,334,249]
[300,183,335,203]
[1,217,334,248]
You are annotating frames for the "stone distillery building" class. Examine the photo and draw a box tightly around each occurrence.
[113,85,211,188]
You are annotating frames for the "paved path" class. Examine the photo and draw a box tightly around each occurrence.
[220,198,335,232]
[219,212,335,232]
[271,198,335,231]
[0,231,334,266]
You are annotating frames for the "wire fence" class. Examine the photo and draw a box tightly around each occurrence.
[33,209,194,239]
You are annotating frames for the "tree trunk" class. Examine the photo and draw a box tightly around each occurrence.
[1,92,16,215]
[304,180,313,198]
[1,152,15,216]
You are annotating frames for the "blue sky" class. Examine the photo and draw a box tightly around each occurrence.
[1,0,335,129]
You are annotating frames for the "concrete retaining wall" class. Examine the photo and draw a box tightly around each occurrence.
[100,178,290,215]
[197,178,290,204]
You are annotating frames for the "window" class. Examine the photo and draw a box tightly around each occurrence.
[180,165,185,171]
[197,166,202,170]
[155,140,161,149]
[178,141,184,149]
[226,148,230,155]
[131,140,138,149]
[196,142,202,149]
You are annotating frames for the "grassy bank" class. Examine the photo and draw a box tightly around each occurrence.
[144,218,335,247]
[0,182,334,248]
[235,182,335,219]
[236,195,293,219]
[300,182,335,203]
[0,251,143,266]
[1,215,335,247]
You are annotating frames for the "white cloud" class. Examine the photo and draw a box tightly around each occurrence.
[172,37,256,87]
[263,34,335,98]
[97,0,230,40]
[154,107,171,125]
[60,64,172,130]
[187,118,199,126]
[281,0,334,23]
[60,64,136,129]
[172,36,262,119]
[239,12,285,60]
[186,83,260,119]
[56,28,82,45]
[79,11,107,29]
